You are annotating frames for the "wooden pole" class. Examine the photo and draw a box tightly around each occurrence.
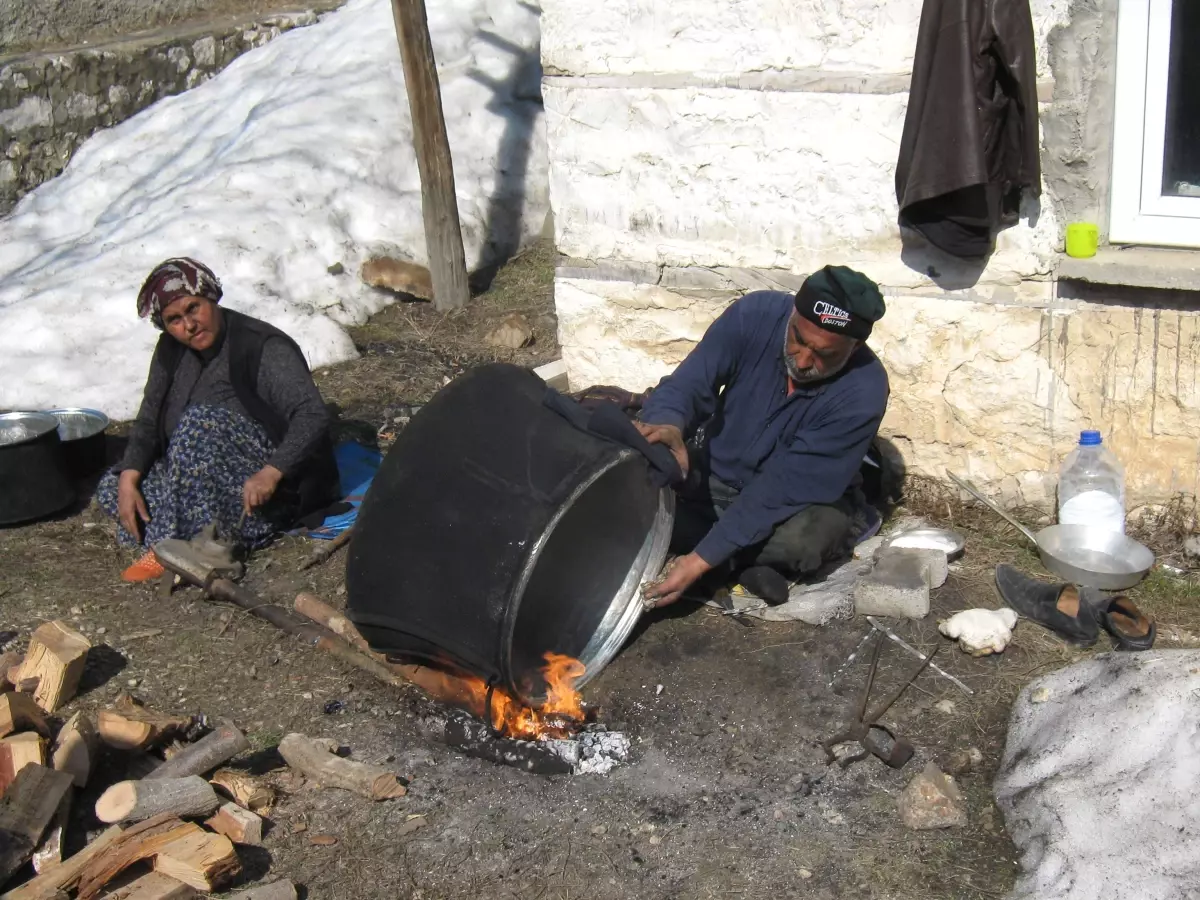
[390,0,471,311]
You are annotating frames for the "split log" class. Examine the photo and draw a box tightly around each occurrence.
[98,696,190,752]
[0,653,21,692]
[75,815,238,900]
[97,871,197,899]
[294,594,371,652]
[30,789,70,874]
[277,734,406,801]
[13,622,90,712]
[0,733,47,794]
[0,764,75,885]
[152,828,240,893]
[0,693,50,739]
[0,825,122,900]
[146,725,248,781]
[51,711,98,787]
[226,881,297,900]
[96,776,220,824]
[204,803,262,846]
[297,527,353,571]
[208,770,274,814]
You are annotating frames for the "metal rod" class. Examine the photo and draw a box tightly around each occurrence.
[865,616,974,696]
[827,628,875,689]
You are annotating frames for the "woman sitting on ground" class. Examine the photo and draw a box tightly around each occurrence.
[97,257,339,582]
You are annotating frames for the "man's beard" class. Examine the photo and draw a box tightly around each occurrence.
[783,338,821,383]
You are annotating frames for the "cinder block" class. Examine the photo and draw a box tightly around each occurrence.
[854,554,931,619]
[875,546,949,589]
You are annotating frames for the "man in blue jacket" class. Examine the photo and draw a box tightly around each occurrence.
[638,265,890,608]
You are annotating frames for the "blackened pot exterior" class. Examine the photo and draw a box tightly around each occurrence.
[345,363,672,705]
[0,413,76,526]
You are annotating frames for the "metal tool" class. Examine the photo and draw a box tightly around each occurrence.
[821,635,936,769]
[947,471,1154,590]
[827,627,875,689]
[866,616,974,696]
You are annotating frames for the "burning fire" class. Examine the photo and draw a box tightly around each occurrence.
[417,652,586,741]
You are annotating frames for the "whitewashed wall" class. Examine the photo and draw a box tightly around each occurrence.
[542,0,1200,507]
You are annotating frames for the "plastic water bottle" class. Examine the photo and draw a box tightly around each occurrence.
[1057,430,1126,533]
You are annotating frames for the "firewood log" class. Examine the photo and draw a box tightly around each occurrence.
[0,653,21,693]
[146,725,248,782]
[0,733,47,795]
[208,769,274,814]
[204,803,262,846]
[0,692,50,739]
[12,622,90,712]
[277,734,406,801]
[0,764,74,885]
[75,815,238,900]
[98,695,190,752]
[0,825,122,900]
[30,789,70,873]
[51,711,98,787]
[95,777,220,824]
[96,871,197,899]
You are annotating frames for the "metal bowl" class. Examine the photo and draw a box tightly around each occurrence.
[0,411,59,447]
[44,408,110,442]
[881,526,966,560]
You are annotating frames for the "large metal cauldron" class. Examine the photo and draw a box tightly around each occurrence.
[0,412,76,525]
[346,364,673,705]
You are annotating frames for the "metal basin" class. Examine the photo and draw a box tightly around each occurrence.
[346,363,674,706]
[45,407,110,477]
[0,412,76,525]
[1034,524,1155,591]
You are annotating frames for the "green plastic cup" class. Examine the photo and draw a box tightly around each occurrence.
[1066,222,1099,258]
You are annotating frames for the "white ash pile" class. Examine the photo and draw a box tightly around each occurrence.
[541,727,632,775]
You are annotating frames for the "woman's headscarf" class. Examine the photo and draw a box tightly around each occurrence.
[136,257,223,329]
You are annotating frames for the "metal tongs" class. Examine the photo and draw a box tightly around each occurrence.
[821,634,937,769]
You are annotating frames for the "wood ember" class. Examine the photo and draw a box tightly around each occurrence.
[209,769,275,814]
[277,734,406,801]
[96,776,221,824]
[422,710,632,776]
[0,764,75,885]
[0,692,50,739]
[98,695,191,752]
[51,711,98,787]
[11,621,90,712]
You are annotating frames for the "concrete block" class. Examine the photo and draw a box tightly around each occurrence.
[853,534,885,560]
[875,546,949,589]
[854,554,930,619]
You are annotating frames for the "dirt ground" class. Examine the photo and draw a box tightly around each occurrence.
[3,242,1199,899]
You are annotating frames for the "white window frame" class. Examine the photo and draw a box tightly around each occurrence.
[1110,0,1200,246]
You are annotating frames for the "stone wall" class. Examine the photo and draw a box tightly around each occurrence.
[543,0,1200,510]
[0,11,318,214]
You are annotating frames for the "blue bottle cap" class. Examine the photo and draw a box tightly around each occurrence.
[1079,430,1102,446]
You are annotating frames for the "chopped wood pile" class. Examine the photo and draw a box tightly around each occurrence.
[0,619,407,899]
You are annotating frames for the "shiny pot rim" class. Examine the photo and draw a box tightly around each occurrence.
[0,411,61,447]
[44,407,111,442]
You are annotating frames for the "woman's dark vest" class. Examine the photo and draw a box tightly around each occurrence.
[153,308,340,517]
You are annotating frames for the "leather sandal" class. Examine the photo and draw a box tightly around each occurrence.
[994,564,1100,647]
[1099,595,1156,651]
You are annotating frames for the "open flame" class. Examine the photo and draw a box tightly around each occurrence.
[418,652,586,740]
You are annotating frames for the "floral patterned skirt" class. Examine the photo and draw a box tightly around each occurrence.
[97,404,282,549]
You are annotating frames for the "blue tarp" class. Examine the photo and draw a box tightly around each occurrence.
[306,441,382,540]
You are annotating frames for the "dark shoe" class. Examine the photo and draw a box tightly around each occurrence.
[1099,595,1156,651]
[994,564,1100,647]
[735,565,791,606]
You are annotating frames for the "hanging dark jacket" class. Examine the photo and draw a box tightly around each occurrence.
[895,0,1041,259]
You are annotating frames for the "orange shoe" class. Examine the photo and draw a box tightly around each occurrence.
[122,550,165,583]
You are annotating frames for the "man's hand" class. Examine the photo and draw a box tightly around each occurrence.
[116,469,150,540]
[243,465,284,516]
[634,422,689,478]
[642,552,712,608]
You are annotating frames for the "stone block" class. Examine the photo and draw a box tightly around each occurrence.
[853,554,930,619]
[875,546,948,589]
